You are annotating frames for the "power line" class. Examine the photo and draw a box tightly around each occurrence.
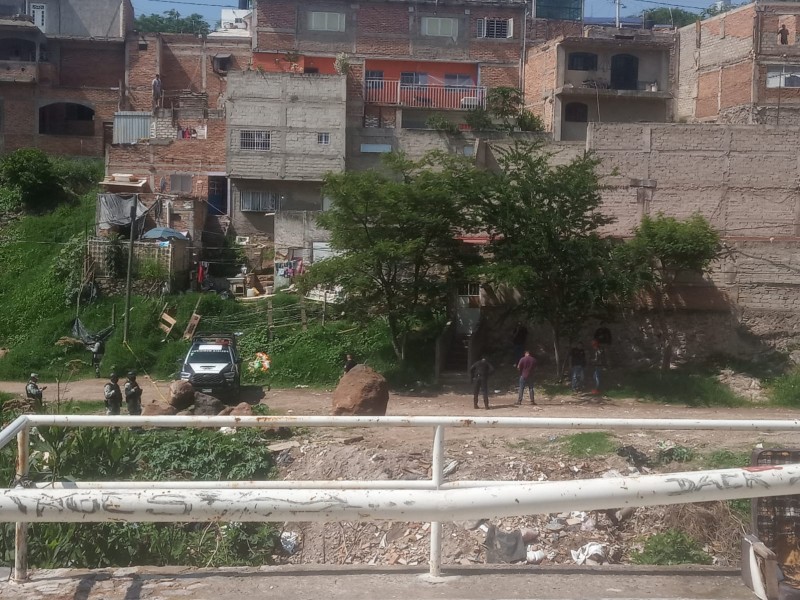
[142,0,238,8]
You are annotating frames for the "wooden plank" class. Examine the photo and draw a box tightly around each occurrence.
[182,313,201,340]
[159,312,177,336]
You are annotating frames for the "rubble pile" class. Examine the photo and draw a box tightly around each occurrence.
[269,436,745,568]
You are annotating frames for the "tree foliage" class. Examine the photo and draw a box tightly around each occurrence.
[476,142,623,371]
[0,148,62,211]
[304,153,485,359]
[623,214,721,368]
[135,10,210,35]
[641,7,700,28]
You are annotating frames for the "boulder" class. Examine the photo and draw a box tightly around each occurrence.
[230,402,254,417]
[141,400,177,416]
[332,364,389,416]
[168,380,195,410]
[193,392,224,416]
[217,406,234,416]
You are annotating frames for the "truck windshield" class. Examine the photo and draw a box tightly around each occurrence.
[188,350,230,363]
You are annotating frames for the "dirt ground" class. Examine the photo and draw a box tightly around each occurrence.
[1,375,798,571]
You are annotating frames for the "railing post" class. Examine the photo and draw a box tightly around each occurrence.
[14,425,30,583]
[429,425,445,577]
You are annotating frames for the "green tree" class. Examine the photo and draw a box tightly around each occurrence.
[640,8,700,28]
[304,153,485,359]
[486,86,524,133]
[622,214,721,370]
[0,148,62,212]
[477,142,622,373]
[135,10,210,35]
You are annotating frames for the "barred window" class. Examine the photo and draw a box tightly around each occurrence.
[239,130,270,151]
[477,18,513,39]
[317,132,330,145]
[240,190,278,212]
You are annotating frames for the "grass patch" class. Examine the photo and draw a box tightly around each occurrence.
[631,529,713,565]
[767,368,800,407]
[561,431,616,458]
[703,449,751,469]
[606,369,746,407]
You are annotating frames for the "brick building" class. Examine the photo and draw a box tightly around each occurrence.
[0,0,133,156]
[676,1,800,126]
[525,25,676,141]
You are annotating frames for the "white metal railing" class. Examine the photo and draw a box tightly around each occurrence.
[3,414,800,583]
[364,79,487,109]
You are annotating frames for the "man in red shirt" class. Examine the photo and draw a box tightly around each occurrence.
[517,350,537,405]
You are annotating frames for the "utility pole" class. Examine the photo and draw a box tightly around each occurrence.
[123,198,137,343]
[615,0,621,28]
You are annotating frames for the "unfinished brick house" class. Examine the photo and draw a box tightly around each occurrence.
[676,1,800,126]
[524,25,676,141]
[0,0,133,156]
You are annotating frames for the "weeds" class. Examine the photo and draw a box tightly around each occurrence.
[767,369,800,407]
[631,529,712,565]
[607,369,746,407]
[561,432,616,458]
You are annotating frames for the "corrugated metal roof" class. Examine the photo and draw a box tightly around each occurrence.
[113,112,152,144]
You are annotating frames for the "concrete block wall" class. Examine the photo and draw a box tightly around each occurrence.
[226,71,346,180]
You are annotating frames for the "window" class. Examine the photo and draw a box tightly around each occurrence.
[317,132,330,145]
[444,73,474,88]
[240,190,278,212]
[564,102,588,123]
[458,283,481,296]
[239,130,270,151]
[170,174,193,194]
[366,70,384,90]
[568,52,598,71]
[400,72,428,86]
[30,3,45,30]
[360,143,392,153]
[767,65,800,88]
[422,17,458,38]
[213,54,232,74]
[477,18,513,39]
[309,11,345,32]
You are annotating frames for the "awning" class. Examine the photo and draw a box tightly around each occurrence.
[214,53,232,59]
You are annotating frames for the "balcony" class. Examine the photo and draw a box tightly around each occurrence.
[364,80,487,110]
[0,59,36,82]
[557,79,671,99]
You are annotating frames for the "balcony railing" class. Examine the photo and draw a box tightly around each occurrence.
[0,59,37,82]
[364,79,487,110]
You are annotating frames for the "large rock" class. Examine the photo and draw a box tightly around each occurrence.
[168,380,195,410]
[193,392,224,416]
[332,364,389,416]
[141,399,177,416]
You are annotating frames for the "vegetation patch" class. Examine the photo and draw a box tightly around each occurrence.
[631,529,712,565]
[561,431,616,458]
[607,369,746,407]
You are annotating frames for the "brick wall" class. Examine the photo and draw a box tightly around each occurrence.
[523,42,557,131]
[676,5,755,121]
[59,42,125,88]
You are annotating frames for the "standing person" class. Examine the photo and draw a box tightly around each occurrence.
[89,339,105,377]
[516,350,537,405]
[124,371,143,416]
[103,373,122,416]
[779,24,790,45]
[25,373,46,412]
[152,73,162,110]
[590,339,608,395]
[343,354,357,374]
[470,356,495,410]
[569,342,587,393]
[511,322,528,364]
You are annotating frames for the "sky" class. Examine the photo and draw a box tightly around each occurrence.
[131,0,720,29]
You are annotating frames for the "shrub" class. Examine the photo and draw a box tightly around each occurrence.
[137,257,168,281]
[631,530,712,565]
[426,114,460,135]
[517,109,544,132]
[465,108,494,131]
[104,233,127,279]
[0,148,63,211]
[768,368,800,407]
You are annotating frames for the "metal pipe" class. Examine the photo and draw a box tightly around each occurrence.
[0,415,29,451]
[2,464,798,524]
[32,479,531,490]
[430,425,445,577]
[22,414,800,432]
[14,426,29,582]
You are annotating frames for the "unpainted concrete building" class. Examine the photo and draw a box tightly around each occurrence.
[525,25,676,141]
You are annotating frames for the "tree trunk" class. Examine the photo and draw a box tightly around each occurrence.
[551,323,562,378]
[387,314,404,361]
[653,289,671,371]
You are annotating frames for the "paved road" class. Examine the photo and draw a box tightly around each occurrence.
[0,565,757,600]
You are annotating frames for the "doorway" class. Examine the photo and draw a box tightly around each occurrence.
[207,176,228,216]
[610,54,639,90]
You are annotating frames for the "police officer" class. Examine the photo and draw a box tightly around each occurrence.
[25,373,46,412]
[103,373,122,415]
[124,371,143,416]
